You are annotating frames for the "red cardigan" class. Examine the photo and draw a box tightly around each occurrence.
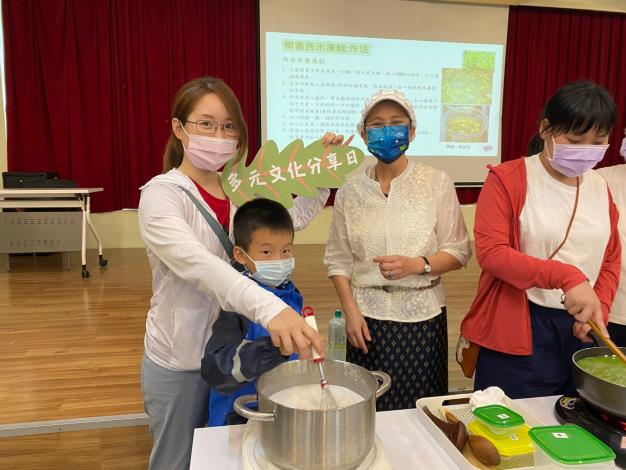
[460,158,621,356]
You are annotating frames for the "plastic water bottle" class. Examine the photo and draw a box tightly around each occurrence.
[328,309,346,361]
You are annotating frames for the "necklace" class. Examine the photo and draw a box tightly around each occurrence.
[372,168,389,197]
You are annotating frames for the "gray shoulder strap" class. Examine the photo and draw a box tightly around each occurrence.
[178,186,234,259]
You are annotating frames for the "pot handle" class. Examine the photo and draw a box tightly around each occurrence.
[233,394,275,422]
[371,371,392,399]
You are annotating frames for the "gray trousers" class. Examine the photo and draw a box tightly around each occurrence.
[141,354,209,470]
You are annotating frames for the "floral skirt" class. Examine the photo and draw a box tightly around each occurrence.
[346,309,448,411]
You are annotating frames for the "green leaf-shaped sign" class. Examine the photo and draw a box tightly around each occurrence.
[221,139,365,208]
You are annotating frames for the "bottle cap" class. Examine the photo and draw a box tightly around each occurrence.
[334,309,342,318]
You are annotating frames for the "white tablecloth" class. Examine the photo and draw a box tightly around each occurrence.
[190,396,624,469]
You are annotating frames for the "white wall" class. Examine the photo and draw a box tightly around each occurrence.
[84,205,476,249]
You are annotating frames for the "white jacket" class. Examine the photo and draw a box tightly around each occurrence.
[138,169,329,371]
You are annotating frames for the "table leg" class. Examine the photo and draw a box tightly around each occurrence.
[84,195,107,268]
[80,196,89,278]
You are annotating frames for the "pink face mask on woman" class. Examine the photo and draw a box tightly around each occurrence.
[180,124,237,171]
[545,137,609,177]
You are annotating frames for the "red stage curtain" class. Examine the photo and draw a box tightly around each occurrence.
[502,6,626,167]
[4,4,625,210]
[3,0,259,211]
[460,6,626,205]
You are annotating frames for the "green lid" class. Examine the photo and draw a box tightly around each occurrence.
[528,425,616,465]
[472,405,525,428]
[334,309,342,318]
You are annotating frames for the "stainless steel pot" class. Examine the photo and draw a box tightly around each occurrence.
[233,359,391,470]
[572,346,626,419]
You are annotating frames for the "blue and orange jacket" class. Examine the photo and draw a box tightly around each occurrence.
[201,279,302,426]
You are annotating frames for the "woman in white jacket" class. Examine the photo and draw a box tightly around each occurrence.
[138,77,333,470]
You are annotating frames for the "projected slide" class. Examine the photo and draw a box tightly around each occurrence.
[266,32,504,157]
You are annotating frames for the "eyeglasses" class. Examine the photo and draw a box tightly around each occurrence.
[186,120,240,137]
[365,120,411,130]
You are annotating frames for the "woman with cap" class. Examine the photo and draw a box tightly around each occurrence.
[324,89,472,410]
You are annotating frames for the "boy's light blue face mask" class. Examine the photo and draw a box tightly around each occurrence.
[242,250,295,287]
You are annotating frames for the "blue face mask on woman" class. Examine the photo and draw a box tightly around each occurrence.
[366,125,410,163]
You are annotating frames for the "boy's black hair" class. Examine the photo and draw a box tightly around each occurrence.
[540,80,616,137]
[233,198,294,250]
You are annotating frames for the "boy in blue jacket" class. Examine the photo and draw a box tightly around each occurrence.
[201,198,302,426]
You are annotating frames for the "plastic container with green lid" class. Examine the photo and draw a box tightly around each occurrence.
[467,419,534,469]
[472,404,525,436]
[528,425,615,469]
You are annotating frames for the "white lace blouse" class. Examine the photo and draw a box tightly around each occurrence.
[324,161,471,322]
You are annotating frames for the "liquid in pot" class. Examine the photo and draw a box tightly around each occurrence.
[577,354,626,387]
[269,384,365,410]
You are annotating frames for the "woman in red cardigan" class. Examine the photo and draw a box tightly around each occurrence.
[461,81,620,399]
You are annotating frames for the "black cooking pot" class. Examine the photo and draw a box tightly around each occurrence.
[572,347,626,420]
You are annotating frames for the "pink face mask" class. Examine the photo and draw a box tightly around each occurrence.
[545,137,609,177]
[180,124,237,171]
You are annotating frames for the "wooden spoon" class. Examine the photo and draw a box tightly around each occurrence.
[437,409,468,451]
[448,419,469,452]
[422,406,454,435]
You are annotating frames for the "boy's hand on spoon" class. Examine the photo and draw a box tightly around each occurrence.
[267,307,325,358]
